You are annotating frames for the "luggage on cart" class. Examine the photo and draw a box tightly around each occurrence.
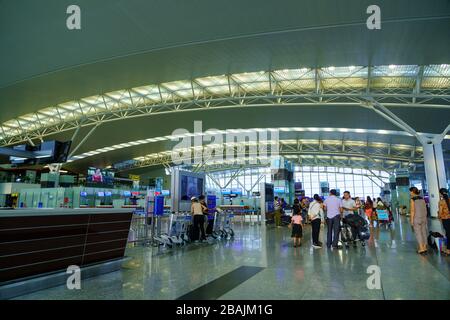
[428,231,444,250]
[281,214,292,226]
[187,224,195,241]
[376,209,392,228]
[205,215,214,235]
[358,225,370,241]
[342,214,370,244]
[339,221,353,247]
[343,214,367,229]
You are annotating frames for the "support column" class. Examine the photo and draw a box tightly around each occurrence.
[363,98,450,218]
[422,140,447,217]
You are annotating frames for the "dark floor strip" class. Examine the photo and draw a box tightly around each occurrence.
[176,266,265,300]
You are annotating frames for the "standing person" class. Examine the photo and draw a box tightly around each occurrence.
[355,197,362,215]
[309,194,324,248]
[409,187,428,254]
[365,196,374,227]
[301,197,310,224]
[323,189,342,249]
[191,197,207,242]
[290,207,304,247]
[292,198,301,216]
[376,197,385,209]
[280,198,287,214]
[342,192,357,217]
[341,191,358,247]
[199,195,212,236]
[274,196,282,228]
[438,188,450,255]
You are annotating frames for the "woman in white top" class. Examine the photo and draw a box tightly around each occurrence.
[308,194,324,248]
[191,197,206,241]
[355,197,362,216]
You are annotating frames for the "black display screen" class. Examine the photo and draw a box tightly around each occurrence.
[395,177,410,186]
[180,176,204,200]
[87,167,115,187]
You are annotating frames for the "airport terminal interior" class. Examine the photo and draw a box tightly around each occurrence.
[0,0,449,301]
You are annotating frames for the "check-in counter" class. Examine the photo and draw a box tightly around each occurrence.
[0,208,133,284]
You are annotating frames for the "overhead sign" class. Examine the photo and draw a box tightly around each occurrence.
[129,174,140,181]
[274,186,285,193]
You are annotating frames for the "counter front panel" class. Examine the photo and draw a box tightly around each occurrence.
[0,210,132,283]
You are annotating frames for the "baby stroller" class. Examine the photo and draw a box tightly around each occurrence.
[340,214,370,247]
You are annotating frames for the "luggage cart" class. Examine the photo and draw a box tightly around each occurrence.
[222,210,235,238]
[167,213,187,246]
[152,214,174,248]
[209,210,224,239]
[211,209,234,239]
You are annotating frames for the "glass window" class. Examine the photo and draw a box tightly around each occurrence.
[303,172,311,182]
[311,185,320,196]
[304,182,312,196]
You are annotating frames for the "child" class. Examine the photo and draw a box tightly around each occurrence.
[290,210,303,247]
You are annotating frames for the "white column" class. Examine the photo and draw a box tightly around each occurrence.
[422,141,447,218]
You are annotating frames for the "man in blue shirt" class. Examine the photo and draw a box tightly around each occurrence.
[323,189,342,249]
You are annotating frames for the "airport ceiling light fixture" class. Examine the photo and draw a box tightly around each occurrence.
[206,165,390,180]
[1,64,449,147]
[64,127,427,163]
[110,139,421,173]
[199,154,411,175]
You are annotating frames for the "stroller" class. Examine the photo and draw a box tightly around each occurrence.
[340,214,370,247]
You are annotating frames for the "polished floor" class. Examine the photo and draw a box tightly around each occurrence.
[13,215,450,300]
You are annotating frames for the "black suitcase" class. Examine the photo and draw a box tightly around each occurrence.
[358,225,370,240]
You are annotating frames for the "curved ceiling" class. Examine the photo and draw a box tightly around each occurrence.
[1,1,449,176]
[1,64,450,146]
[1,0,450,121]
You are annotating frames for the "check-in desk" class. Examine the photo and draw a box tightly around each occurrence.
[0,208,133,295]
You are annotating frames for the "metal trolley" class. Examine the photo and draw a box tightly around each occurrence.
[212,210,235,239]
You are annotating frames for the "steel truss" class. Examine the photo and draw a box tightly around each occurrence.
[112,138,423,174]
[1,64,449,147]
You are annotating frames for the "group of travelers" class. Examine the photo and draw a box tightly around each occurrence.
[273,187,450,255]
[189,186,450,255]
[273,190,379,249]
[410,187,450,255]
